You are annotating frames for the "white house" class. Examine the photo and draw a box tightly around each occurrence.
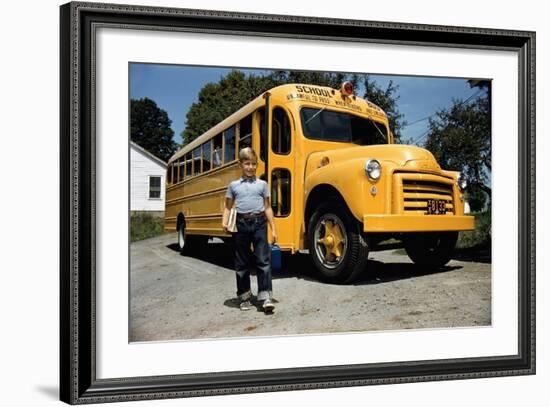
[130,141,167,216]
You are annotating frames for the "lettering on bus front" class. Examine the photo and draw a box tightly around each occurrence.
[295,85,333,97]
[286,85,362,111]
[287,92,331,105]
[334,99,362,112]
[287,85,383,117]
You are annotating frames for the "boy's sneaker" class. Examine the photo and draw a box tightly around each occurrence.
[262,298,275,313]
[239,300,252,311]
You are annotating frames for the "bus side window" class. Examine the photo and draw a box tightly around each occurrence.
[185,153,192,178]
[272,107,291,155]
[193,146,201,176]
[271,169,291,217]
[177,159,184,182]
[238,114,252,151]
[213,134,222,167]
[167,163,173,185]
[202,141,211,172]
[224,126,236,163]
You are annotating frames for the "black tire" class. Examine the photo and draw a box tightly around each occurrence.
[177,219,207,255]
[404,232,458,269]
[307,199,369,284]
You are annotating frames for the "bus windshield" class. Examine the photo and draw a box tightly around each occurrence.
[300,107,388,145]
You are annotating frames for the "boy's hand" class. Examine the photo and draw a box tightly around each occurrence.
[222,223,228,232]
[271,229,277,243]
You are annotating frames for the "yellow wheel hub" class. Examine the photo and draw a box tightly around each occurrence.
[317,220,345,262]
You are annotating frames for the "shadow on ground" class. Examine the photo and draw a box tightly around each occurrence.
[167,240,461,286]
[453,245,492,264]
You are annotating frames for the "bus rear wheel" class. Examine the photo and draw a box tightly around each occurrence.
[177,220,207,254]
[404,232,458,269]
[307,200,369,284]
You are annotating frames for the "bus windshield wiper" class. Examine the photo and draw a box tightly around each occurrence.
[373,121,387,141]
[304,106,327,125]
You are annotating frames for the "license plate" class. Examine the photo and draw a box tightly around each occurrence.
[426,199,447,215]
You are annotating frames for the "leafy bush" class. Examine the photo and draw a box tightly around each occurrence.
[457,210,491,249]
[130,212,166,242]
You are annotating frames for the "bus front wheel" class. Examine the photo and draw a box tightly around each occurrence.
[307,200,369,284]
[404,232,458,269]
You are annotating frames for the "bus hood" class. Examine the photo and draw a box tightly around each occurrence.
[309,144,441,172]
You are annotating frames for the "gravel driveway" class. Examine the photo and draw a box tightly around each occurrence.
[130,234,491,342]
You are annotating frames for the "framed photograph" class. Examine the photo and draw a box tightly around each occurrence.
[60,1,535,404]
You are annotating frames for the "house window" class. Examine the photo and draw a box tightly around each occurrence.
[149,176,161,199]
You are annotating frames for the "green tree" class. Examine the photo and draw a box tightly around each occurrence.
[465,186,488,212]
[272,70,355,89]
[131,97,177,162]
[181,71,280,144]
[361,75,406,142]
[424,95,491,210]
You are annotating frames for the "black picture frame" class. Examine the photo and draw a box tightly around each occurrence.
[60,1,536,404]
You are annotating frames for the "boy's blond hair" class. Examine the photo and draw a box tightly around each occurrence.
[238,147,258,163]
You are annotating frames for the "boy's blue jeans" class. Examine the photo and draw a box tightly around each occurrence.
[234,215,272,302]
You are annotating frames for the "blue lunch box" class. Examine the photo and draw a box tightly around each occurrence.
[270,244,281,271]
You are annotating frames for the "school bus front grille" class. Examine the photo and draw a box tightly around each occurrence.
[393,173,455,215]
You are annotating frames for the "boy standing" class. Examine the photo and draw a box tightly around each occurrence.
[222,147,277,313]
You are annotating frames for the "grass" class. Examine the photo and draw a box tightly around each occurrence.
[130,212,166,242]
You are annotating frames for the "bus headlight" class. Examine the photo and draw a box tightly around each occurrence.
[457,172,468,191]
[365,159,382,181]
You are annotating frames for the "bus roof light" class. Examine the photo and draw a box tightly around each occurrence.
[341,81,354,96]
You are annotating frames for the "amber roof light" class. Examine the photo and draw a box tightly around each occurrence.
[341,81,354,96]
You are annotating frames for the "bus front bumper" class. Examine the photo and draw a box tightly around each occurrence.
[363,214,475,233]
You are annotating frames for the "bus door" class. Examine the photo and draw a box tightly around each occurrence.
[263,105,295,250]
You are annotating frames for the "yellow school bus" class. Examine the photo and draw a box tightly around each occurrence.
[165,82,475,283]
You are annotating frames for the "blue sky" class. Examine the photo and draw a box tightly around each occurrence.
[130,63,487,145]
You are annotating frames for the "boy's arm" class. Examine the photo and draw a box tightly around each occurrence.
[264,197,277,243]
[222,197,233,231]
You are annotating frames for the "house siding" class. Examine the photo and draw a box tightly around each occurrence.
[130,144,166,212]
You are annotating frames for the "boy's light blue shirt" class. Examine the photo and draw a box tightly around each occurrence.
[225,176,270,214]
